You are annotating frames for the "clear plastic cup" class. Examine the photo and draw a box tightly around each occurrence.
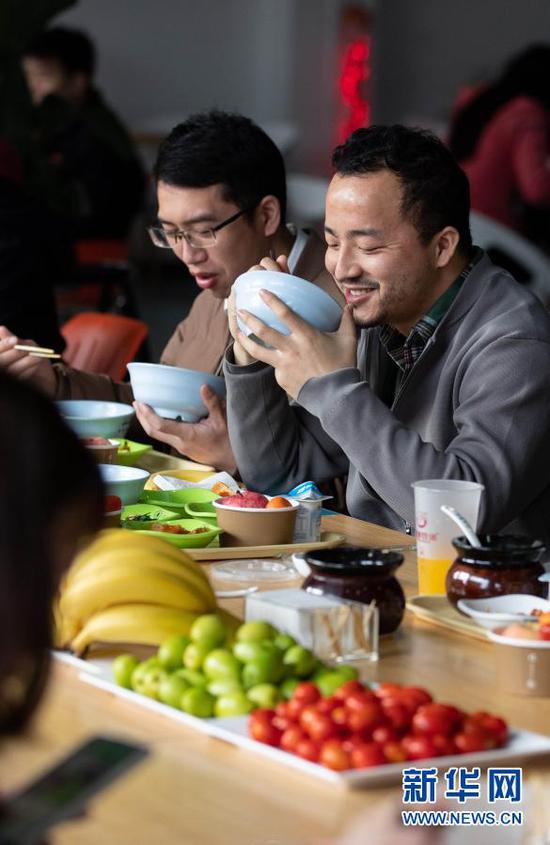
[412,479,484,595]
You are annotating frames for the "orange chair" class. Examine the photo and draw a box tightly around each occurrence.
[61,312,149,380]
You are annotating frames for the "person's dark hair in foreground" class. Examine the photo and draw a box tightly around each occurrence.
[333,123,473,253]
[0,373,103,736]
[448,44,550,161]
[154,109,288,221]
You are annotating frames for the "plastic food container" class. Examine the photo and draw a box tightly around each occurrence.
[488,629,550,696]
[212,497,299,547]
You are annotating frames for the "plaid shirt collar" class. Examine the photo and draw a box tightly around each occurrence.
[380,249,481,375]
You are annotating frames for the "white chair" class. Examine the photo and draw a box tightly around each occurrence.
[286,173,329,228]
[470,211,550,306]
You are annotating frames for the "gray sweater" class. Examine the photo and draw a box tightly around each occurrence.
[224,253,550,543]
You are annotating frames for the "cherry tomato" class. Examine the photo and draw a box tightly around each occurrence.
[470,712,508,746]
[280,726,306,753]
[412,703,463,736]
[454,728,495,754]
[272,715,293,732]
[381,702,413,732]
[275,701,292,720]
[316,695,339,715]
[371,725,398,745]
[431,733,458,757]
[334,680,366,700]
[400,686,433,710]
[299,705,318,733]
[249,708,276,726]
[295,738,320,762]
[383,740,408,763]
[342,733,369,752]
[346,701,385,734]
[373,682,403,699]
[319,739,352,771]
[307,712,339,743]
[401,734,438,760]
[287,698,306,722]
[250,719,283,747]
[292,682,321,705]
[345,691,379,712]
[350,742,386,769]
[331,706,349,729]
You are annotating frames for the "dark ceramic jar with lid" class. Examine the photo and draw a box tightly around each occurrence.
[446,534,546,607]
[301,547,405,634]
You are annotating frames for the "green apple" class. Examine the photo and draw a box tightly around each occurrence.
[159,673,190,708]
[206,677,243,697]
[241,650,284,688]
[132,662,168,699]
[273,632,296,651]
[181,687,215,718]
[235,620,278,643]
[130,657,160,692]
[190,614,228,647]
[233,639,277,663]
[203,648,241,680]
[112,654,139,689]
[279,677,301,700]
[315,671,348,697]
[334,664,359,681]
[246,683,281,708]
[214,690,254,717]
[157,634,191,670]
[183,640,215,671]
[176,668,208,688]
[283,645,316,678]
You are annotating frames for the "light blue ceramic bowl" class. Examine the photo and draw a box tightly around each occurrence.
[57,400,134,438]
[127,363,225,422]
[99,464,150,506]
[234,270,342,338]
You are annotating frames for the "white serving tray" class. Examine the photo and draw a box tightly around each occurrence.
[64,655,550,789]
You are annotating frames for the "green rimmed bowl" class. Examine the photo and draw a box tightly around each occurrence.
[121,503,180,528]
[140,487,217,514]
[131,517,222,548]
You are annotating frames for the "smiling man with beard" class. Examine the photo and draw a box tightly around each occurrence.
[224,124,550,542]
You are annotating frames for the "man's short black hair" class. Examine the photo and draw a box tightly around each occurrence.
[332,125,472,253]
[24,27,95,77]
[154,110,287,220]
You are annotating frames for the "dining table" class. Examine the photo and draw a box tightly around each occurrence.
[2,455,549,845]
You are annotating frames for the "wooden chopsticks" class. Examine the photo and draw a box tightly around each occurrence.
[14,344,61,360]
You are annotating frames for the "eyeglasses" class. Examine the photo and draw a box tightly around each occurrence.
[148,206,253,250]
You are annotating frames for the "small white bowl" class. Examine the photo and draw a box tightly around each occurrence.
[457,594,550,630]
[99,464,150,506]
[234,270,342,338]
[128,362,225,422]
[58,400,134,438]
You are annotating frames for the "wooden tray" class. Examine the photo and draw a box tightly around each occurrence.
[406,595,489,642]
[188,531,345,561]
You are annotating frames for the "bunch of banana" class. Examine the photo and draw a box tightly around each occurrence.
[56,529,219,655]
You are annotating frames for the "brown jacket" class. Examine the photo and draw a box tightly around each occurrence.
[53,229,341,401]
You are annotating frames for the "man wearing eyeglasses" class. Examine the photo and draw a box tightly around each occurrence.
[0,110,341,471]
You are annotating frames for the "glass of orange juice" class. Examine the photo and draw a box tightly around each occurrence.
[412,480,484,596]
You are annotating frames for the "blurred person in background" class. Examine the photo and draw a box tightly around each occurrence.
[21,26,145,239]
[0,135,69,350]
[448,45,550,246]
[0,370,102,739]
[0,110,342,473]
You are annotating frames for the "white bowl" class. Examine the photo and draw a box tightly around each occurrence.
[99,464,150,506]
[57,400,134,438]
[234,270,342,338]
[127,363,225,422]
[457,594,550,630]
